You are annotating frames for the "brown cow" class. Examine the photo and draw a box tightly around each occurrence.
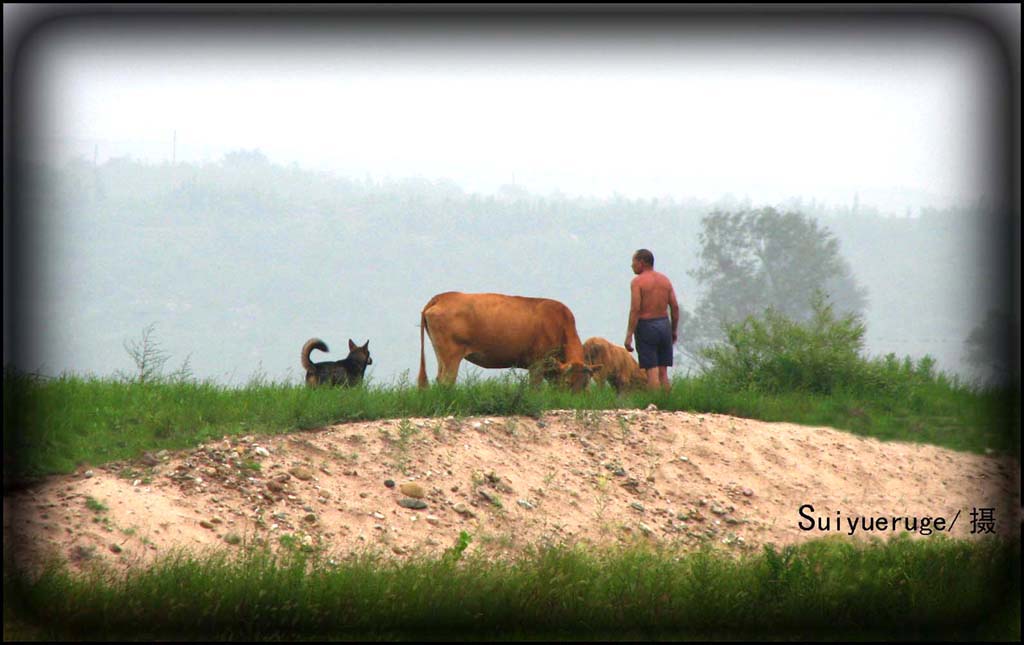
[583,336,647,392]
[417,292,597,392]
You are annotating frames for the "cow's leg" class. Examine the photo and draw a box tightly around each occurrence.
[529,368,545,388]
[528,353,560,388]
[528,359,555,388]
[609,374,622,392]
[437,356,463,385]
[430,339,464,386]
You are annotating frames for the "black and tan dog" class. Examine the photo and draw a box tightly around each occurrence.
[301,338,372,387]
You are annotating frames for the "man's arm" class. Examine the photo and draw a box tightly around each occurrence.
[624,279,641,352]
[668,285,680,344]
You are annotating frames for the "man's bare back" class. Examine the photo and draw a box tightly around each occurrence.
[632,270,676,320]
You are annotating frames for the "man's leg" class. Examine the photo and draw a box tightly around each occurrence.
[645,368,660,390]
[657,366,670,392]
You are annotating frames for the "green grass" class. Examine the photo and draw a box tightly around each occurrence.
[4,366,1019,640]
[4,366,1015,483]
[4,535,1018,640]
[3,368,1017,479]
[668,376,1019,455]
[84,497,108,513]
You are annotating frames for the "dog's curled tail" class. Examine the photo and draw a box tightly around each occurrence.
[417,312,429,389]
[301,338,329,372]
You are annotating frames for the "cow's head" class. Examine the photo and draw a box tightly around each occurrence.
[558,361,601,393]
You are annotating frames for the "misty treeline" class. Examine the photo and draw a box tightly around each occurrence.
[20,149,1014,385]
[684,208,867,347]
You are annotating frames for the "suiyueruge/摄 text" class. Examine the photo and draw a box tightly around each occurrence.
[797,504,958,536]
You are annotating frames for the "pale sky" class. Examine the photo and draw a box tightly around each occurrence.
[19,8,1012,214]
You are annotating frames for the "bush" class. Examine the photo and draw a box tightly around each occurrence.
[699,293,950,399]
[700,293,867,394]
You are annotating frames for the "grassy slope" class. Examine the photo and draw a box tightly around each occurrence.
[4,372,1018,479]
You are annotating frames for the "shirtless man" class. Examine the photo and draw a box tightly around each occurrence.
[624,249,680,391]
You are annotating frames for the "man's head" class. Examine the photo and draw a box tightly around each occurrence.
[632,249,654,274]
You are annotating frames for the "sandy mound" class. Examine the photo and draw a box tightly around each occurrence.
[4,409,1020,576]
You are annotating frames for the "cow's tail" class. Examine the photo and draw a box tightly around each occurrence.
[301,338,328,372]
[417,312,429,389]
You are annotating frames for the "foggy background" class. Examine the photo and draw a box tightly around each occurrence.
[6,8,1019,387]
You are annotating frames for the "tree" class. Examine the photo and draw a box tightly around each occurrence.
[685,207,867,353]
[964,308,1018,385]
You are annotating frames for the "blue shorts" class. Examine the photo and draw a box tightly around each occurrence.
[635,317,673,369]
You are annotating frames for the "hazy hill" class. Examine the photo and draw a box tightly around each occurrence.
[12,152,1010,385]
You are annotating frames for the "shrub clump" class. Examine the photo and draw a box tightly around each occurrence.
[699,292,947,398]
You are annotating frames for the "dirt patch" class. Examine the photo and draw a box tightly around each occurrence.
[4,409,1020,576]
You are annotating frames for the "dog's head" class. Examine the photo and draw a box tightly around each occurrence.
[347,339,372,368]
